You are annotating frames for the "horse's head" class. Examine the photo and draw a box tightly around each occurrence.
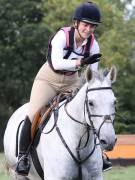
[85,66,117,151]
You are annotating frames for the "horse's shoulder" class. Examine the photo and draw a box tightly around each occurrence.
[8,103,29,125]
[15,103,29,114]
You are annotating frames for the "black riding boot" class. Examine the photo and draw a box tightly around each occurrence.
[15,116,31,176]
[102,155,112,172]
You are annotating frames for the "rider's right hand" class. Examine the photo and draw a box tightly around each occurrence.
[81,53,102,66]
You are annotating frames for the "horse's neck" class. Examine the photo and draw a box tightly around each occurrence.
[67,83,87,120]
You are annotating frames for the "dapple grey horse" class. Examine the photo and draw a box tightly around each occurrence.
[4,66,117,180]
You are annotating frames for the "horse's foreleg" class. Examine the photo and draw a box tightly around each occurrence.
[90,170,103,180]
[6,165,29,180]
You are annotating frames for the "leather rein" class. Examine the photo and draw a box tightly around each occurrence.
[41,87,115,180]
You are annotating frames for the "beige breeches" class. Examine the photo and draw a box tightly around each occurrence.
[28,63,82,122]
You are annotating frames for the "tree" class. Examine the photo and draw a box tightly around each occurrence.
[0,0,50,151]
[1,0,135,151]
[97,0,135,133]
[43,0,135,134]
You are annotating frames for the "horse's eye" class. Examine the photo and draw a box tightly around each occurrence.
[89,100,94,106]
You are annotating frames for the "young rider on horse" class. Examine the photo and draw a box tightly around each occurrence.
[16,2,111,176]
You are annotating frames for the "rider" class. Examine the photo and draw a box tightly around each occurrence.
[15,2,111,176]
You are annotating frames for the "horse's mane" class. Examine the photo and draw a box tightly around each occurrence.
[93,68,108,82]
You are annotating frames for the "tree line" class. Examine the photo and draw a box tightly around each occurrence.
[0,0,135,151]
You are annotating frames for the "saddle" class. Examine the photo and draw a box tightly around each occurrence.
[29,91,73,179]
[31,91,72,140]
[16,91,73,179]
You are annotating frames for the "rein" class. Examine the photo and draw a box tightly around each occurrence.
[39,86,115,180]
[64,86,115,137]
[64,102,88,126]
[61,86,115,179]
[55,103,98,180]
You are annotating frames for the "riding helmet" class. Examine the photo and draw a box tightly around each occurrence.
[73,2,101,25]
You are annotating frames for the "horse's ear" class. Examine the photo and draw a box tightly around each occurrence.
[85,67,93,82]
[106,65,117,83]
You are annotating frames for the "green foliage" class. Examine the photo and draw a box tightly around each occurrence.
[41,0,135,135]
[42,0,83,32]
[0,0,50,151]
[115,122,135,134]
[95,0,135,134]
[0,0,135,151]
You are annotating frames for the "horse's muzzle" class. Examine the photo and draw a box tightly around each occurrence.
[100,137,117,151]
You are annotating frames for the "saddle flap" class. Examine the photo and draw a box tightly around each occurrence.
[31,91,72,140]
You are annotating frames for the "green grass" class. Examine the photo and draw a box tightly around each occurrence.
[104,165,135,180]
[0,153,135,180]
[0,153,9,180]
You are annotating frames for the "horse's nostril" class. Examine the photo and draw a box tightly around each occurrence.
[100,139,115,151]
[100,139,107,145]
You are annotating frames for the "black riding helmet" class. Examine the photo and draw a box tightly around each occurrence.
[73,2,101,25]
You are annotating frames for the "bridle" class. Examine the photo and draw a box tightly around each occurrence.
[63,86,116,179]
[85,86,115,138]
[65,86,115,138]
[40,86,116,180]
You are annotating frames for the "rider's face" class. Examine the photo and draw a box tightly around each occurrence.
[77,21,97,39]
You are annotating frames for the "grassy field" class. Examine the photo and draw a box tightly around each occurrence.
[103,166,135,180]
[0,153,9,180]
[0,153,135,179]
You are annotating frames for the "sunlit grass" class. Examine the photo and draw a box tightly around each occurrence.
[0,153,9,180]
[104,165,135,180]
[0,153,135,180]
